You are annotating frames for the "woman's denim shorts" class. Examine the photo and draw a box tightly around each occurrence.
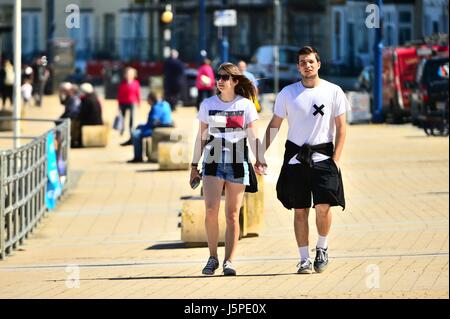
[202,151,250,186]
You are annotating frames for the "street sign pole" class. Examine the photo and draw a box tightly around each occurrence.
[13,0,21,149]
[214,8,236,64]
[372,0,384,123]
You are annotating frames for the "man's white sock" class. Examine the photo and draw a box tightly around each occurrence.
[299,246,310,262]
[317,235,328,249]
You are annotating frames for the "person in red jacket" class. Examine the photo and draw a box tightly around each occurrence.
[117,67,141,146]
[195,58,215,110]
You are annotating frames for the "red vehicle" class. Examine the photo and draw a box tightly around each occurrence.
[382,44,449,122]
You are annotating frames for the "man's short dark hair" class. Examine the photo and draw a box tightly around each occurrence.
[297,46,321,63]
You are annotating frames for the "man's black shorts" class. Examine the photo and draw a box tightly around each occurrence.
[276,158,345,210]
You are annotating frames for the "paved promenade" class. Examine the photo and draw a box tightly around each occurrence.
[0,93,448,299]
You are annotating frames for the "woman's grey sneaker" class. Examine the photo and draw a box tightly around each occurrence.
[223,260,236,276]
[314,247,328,273]
[297,259,313,274]
[202,256,219,275]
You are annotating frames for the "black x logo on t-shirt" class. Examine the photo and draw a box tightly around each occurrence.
[313,104,325,116]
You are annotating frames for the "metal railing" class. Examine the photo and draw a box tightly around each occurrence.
[0,118,70,259]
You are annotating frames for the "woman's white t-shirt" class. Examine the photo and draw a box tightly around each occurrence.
[198,95,259,143]
[274,79,351,164]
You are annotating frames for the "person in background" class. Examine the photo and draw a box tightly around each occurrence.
[127,92,174,163]
[21,78,33,109]
[58,82,81,120]
[117,67,141,146]
[163,49,185,111]
[79,83,103,126]
[1,59,14,109]
[58,82,82,148]
[238,60,261,112]
[32,55,49,107]
[195,58,215,110]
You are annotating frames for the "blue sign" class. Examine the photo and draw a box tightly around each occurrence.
[46,131,62,210]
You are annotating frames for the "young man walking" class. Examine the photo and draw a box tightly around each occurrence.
[256,46,350,274]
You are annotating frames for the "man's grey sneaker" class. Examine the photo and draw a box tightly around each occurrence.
[223,260,236,276]
[297,259,313,274]
[314,247,328,273]
[202,256,219,275]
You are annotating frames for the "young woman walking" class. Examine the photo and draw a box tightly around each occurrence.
[190,62,262,276]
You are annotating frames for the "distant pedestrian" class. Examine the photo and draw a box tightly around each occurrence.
[256,46,350,275]
[0,59,14,109]
[163,49,185,110]
[190,62,263,276]
[32,55,49,107]
[238,60,261,112]
[195,58,215,110]
[127,92,174,163]
[117,67,141,146]
[21,78,33,108]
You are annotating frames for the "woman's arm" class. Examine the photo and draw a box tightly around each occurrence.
[246,120,261,163]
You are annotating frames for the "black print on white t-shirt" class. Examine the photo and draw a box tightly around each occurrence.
[313,104,325,116]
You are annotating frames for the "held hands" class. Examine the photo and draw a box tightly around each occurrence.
[254,156,268,175]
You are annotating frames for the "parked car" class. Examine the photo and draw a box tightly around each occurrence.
[409,56,449,135]
[247,45,300,93]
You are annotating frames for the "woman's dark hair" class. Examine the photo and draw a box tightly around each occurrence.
[218,62,256,100]
[297,46,321,64]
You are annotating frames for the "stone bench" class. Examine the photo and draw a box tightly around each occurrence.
[199,175,264,237]
[150,127,191,161]
[180,196,230,246]
[158,141,191,170]
[0,110,13,131]
[81,124,110,147]
[180,175,265,245]
[241,174,265,237]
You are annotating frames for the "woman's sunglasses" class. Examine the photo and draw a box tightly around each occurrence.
[216,74,232,81]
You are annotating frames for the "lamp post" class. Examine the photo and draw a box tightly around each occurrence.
[274,0,281,94]
[13,0,21,149]
[372,0,384,123]
[161,4,173,58]
[199,0,206,63]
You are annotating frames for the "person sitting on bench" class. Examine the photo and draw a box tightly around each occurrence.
[127,92,174,163]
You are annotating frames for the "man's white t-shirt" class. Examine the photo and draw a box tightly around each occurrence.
[198,95,259,143]
[273,79,351,164]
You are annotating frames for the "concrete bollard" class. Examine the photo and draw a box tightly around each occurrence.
[81,124,110,147]
[181,196,227,245]
[0,110,13,131]
[181,196,245,245]
[150,127,189,162]
[241,174,265,237]
[158,141,191,170]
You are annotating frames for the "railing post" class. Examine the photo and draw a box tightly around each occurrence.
[0,154,5,259]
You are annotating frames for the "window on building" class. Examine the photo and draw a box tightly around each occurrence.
[22,11,41,60]
[331,8,344,63]
[120,12,148,61]
[398,7,413,45]
[68,11,94,60]
[334,11,341,60]
[103,14,115,55]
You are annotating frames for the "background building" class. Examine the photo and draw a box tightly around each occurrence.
[0,0,448,74]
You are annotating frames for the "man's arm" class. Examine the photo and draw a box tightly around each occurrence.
[262,115,283,156]
[333,113,347,168]
[255,115,283,169]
